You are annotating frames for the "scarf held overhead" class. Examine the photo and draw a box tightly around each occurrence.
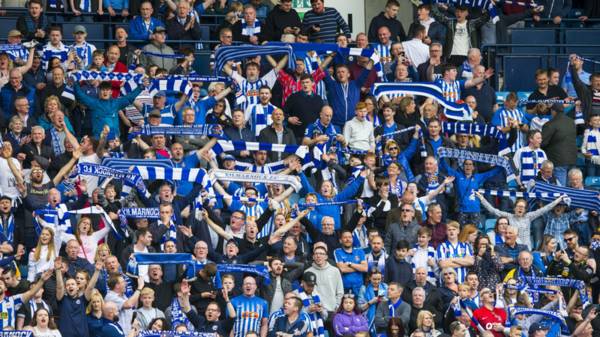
[437,147,516,181]
[372,83,472,121]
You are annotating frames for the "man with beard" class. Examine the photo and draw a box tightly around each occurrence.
[269,295,312,337]
[0,269,52,329]
[260,257,293,314]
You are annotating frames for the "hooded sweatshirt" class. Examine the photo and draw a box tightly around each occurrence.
[305,262,344,312]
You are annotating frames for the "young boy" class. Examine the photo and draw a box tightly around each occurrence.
[582,114,600,177]
[384,239,414,285]
[408,227,437,285]
[70,25,97,70]
[90,50,107,71]
[436,221,474,284]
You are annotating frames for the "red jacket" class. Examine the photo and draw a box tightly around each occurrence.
[105,61,128,98]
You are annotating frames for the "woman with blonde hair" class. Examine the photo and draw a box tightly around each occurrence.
[75,270,90,295]
[62,215,111,263]
[38,95,75,132]
[86,290,104,337]
[0,45,35,89]
[416,310,442,337]
[27,227,59,282]
[94,243,111,264]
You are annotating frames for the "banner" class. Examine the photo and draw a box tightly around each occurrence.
[210,169,302,191]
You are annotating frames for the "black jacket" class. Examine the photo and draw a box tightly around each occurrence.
[259,274,293,308]
[541,112,578,166]
[367,12,406,42]
[408,21,446,46]
[263,5,302,42]
[283,91,324,141]
[431,5,489,57]
[258,125,297,162]
[166,16,202,41]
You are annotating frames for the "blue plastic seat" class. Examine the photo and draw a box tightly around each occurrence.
[503,57,545,91]
[510,29,556,54]
[585,176,600,189]
[564,29,600,55]
[484,218,496,233]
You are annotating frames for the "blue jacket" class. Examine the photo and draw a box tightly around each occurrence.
[440,158,503,213]
[0,84,35,121]
[128,16,165,41]
[323,69,370,129]
[104,0,127,10]
[384,138,418,182]
[74,83,142,138]
[99,319,125,337]
[299,172,365,229]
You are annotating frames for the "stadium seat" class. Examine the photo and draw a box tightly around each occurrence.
[0,17,18,33]
[585,176,600,189]
[496,91,509,105]
[484,218,496,233]
[564,29,600,55]
[504,57,545,91]
[62,23,104,41]
[510,29,556,54]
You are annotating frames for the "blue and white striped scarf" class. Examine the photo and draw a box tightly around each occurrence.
[476,188,562,200]
[148,79,193,98]
[70,70,143,83]
[372,82,472,121]
[297,290,325,337]
[530,181,600,211]
[0,44,25,52]
[214,45,293,76]
[442,121,510,155]
[338,47,385,81]
[246,102,276,136]
[509,307,569,334]
[50,127,64,156]
[77,163,140,184]
[141,50,185,59]
[132,166,212,187]
[212,140,309,158]
[298,199,358,209]
[139,331,217,337]
[170,297,192,330]
[160,219,177,248]
[584,128,600,156]
[437,147,516,181]
[101,157,173,171]
[129,125,223,139]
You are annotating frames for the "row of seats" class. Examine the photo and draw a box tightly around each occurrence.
[510,29,600,55]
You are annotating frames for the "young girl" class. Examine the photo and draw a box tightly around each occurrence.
[75,270,90,295]
[27,227,60,282]
[333,294,369,337]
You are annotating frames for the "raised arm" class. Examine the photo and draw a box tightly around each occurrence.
[55,258,65,301]
[423,176,455,203]
[53,148,82,186]
[272,210,308,238]
[122,277,144,309]
[526,195,565,220]
[22,269,53,303]
[475,191,512,218]
[200,209,233,240]
[84,260,103,300]
[2,144,24,187]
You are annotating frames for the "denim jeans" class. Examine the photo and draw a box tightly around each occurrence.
[531,217,545,250]
[554,166,570,187]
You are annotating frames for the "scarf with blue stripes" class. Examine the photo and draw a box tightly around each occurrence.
[297,289,325,337]
[442,121,510,155]
[211,140,309,158]
[211,169,302,192]
[372,82,472,121]
[139,331,218,337]
[0,215,15,245]
[241,19,261,36]
[120,208,160,219]
[129,125,223,139]
[530,181,600,211]
[437,147,516,181]
[214,45,293,75]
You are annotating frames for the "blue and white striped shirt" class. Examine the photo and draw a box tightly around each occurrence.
[304,53,327,101]
[491,107,526,153]
[436,240,473,284]
[244,102,276,136]
[0,295,23,329]
[513,146,547,185]
[435,78,465,103]
[231,70,277,111]
[230,295,269,337]
[71,42,96,69]
[41,42,70,71]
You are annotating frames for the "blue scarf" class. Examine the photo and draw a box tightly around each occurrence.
[120,208,160,219]
[372,82,472,121]
[442,121,509,155]
[0,214,15,245]
[170,297,192,330]
[241,19,261,36]
[212,140,309,158]
[50,127,64,156]
[129,125,223,139]
[297,289,325,337]
[213,45,293,75]
[437,147,516,181]
[531,181,600,211]
[388,298,403,317]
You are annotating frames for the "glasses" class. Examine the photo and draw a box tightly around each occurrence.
[388,147,398,151]
[564,237,576,242]
[401,209,413,212]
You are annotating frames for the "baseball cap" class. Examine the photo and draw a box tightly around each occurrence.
[8,30,22,38]
[153,91,167,98]
[528,323,549,336]
[73,25,87,34]
[302,271,317,286]
[153,26,167,34]
[222,154,236,161]
[0,195,12,202]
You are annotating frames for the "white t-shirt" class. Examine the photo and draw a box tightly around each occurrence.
[105,290,133,335]
[78,153,101,196]
[0,157,21,200]
[451,21,470,57]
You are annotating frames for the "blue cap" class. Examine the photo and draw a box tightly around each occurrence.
[222,154,236,161]
[154,91,167,98]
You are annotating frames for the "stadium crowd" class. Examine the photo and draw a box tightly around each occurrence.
[0,0,599,336]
